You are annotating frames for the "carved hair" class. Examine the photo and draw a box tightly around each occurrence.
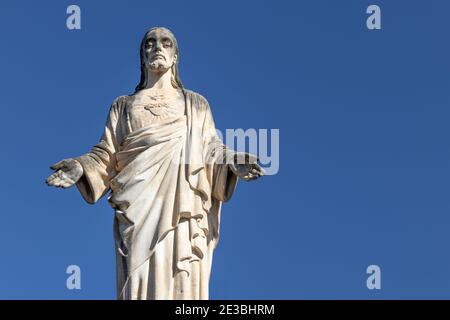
[135,27,183,92]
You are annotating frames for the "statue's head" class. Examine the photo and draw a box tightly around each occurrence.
[135,27,183,92]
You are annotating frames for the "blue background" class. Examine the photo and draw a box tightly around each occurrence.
[0,0,449,299]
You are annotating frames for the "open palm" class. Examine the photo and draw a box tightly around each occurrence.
[46,158,83,188]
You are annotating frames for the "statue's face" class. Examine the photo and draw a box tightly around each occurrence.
[143,28,177,74]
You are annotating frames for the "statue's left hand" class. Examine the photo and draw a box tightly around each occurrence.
[229,152,265,181]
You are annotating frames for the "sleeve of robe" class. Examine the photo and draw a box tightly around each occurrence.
[200,97,239,202]
[75,97,124,204]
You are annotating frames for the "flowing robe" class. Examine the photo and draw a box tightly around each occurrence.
[74,89,238,299]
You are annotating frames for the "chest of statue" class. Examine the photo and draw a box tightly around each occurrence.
[126,90,186,132]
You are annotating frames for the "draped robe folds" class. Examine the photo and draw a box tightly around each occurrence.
[74,89,238,299]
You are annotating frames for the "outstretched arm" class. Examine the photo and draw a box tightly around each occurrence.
[46,97,124,204]
[200,96,264,204]
[201,99,264,182]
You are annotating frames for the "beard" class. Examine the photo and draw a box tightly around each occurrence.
[147,58,170,72]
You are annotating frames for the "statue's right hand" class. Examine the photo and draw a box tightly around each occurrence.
[46,158,83,188]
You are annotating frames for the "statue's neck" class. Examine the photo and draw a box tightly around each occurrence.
[144,68,174,91]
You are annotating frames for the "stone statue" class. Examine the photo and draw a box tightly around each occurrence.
[46,27,264,300]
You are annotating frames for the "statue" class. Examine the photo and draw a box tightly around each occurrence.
[46,27,264,300]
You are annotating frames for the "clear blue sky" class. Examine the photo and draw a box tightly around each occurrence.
[1,0,450,299]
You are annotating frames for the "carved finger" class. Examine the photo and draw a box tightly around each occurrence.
[60,181,72,188]
[62,176,75,185]
[46,178,56,186]
[46,173,58,184]
[50,160,66,171]
[52,178,63,187]
[252,165,265,176]
[47,175,62,185]
[48,172,58,179]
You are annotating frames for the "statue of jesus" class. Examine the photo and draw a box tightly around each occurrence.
[46,27,264,300]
